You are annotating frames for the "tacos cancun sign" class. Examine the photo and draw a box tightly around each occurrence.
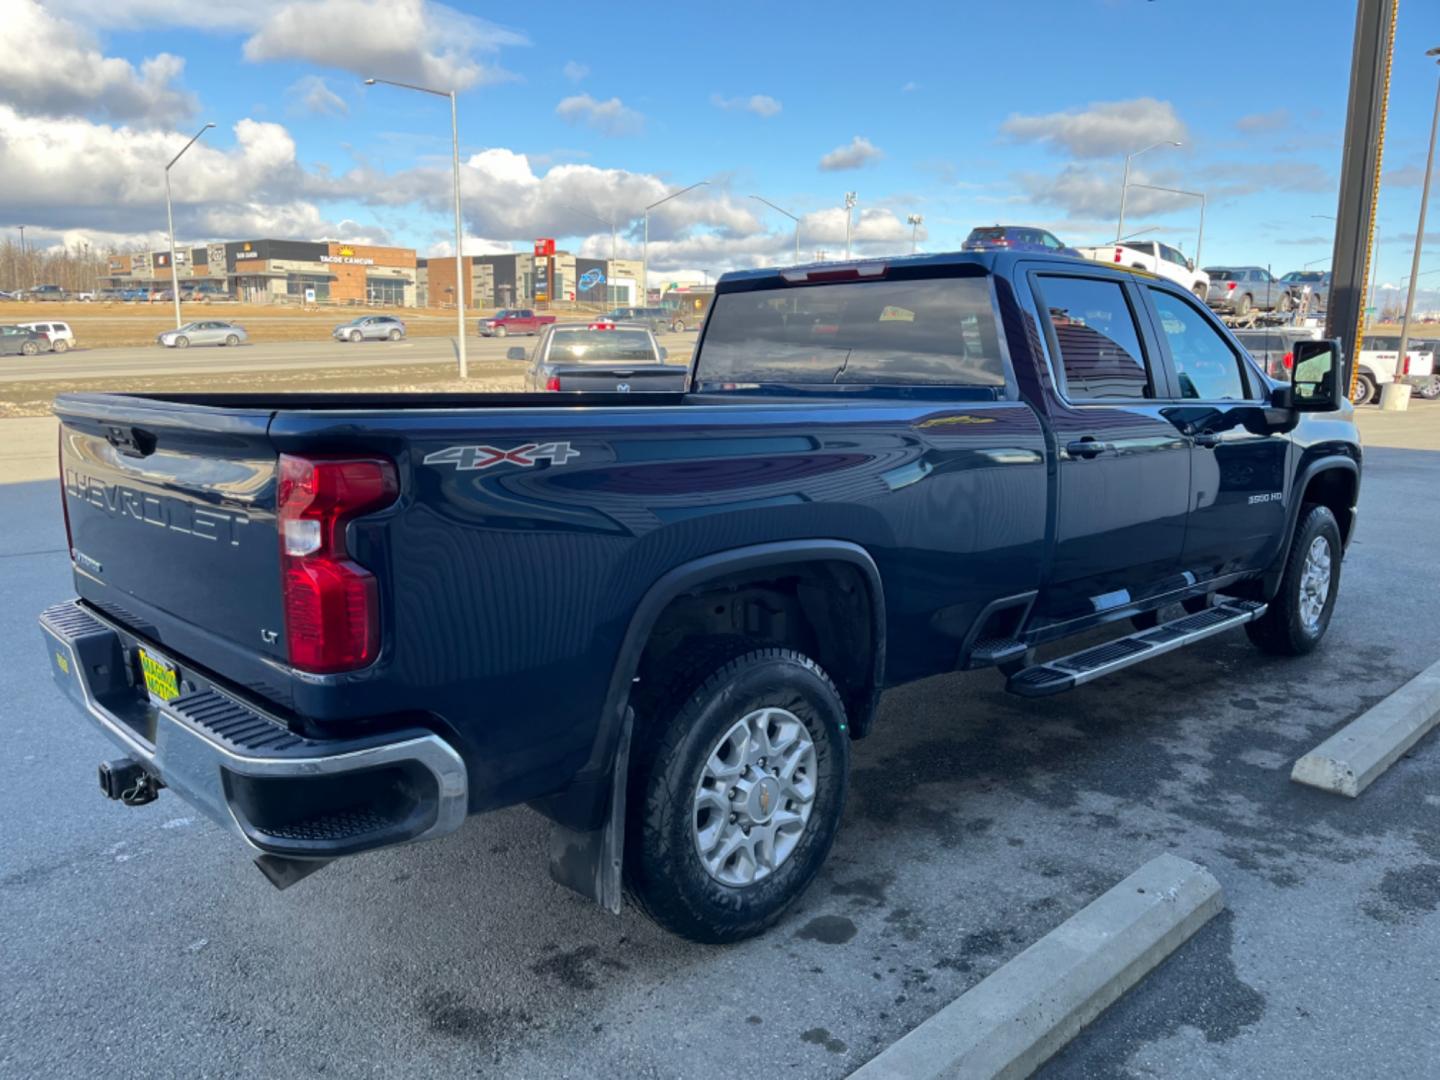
[320,253,376,265]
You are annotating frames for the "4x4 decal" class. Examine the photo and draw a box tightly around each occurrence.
[423,442,580,471]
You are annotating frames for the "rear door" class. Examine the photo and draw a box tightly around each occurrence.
[1026,268,1192,623]
[1140,285,1290,580]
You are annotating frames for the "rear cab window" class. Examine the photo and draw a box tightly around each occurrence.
[546,328,658,363]
[693,274,1009,391]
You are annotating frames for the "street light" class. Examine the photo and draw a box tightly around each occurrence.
[164,122,215,329]
[1123,182,1206,268]
[1116,140,1182,242]
[906,214,924,254]
[643,180,709,304]
[843,192,857,259]
[749,195,801,264]
[365,76,468,379]
[1384,45,1440,411]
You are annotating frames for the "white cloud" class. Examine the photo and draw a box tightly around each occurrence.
[1235,109,1290,134]
[288,76,348,116]
[555,93,644,136]
[711,93,782,117]
[1001,98,1187,158]
[901,81,918,93]
[0,0,194,126]
[819,136,883,171]
[562,60,589,83]
[243,0,525,90]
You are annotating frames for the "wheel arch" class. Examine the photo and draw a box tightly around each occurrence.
[1260,455,1360,599]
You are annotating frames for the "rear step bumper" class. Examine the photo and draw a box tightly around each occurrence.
[1007,599,1268,698]
[39,600,468,864]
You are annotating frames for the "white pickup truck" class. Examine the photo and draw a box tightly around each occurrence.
[1075,240,1210,299]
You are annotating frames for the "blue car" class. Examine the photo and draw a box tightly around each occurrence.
[962,225,1081,258]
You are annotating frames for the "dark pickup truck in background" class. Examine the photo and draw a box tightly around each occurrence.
[41,252,1360,942]
[513,322,684,392]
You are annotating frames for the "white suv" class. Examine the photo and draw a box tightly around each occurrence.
[19,321,75,352]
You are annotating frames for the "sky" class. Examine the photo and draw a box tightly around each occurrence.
[1,0,1436,294]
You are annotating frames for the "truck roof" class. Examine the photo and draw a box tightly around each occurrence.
[715,250,1158,292]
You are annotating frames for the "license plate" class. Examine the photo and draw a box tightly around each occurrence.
[137,648,181,702]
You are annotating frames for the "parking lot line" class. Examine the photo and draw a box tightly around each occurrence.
[847,854,1224,1080]
[1291,656,1440,797]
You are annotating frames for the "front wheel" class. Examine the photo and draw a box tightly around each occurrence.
[1246,505,1342,656]
[495,325,508,338]
[224,334,239,347]
[349,330,362,343]
[21,341,39,355]
[671,320,686,333]
[625,644,850,943]
[175,336,189,349]
[1350,371,1377,406]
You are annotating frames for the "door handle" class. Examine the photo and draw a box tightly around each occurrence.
[1193,432,1221,448]
[1065,438,1113,459]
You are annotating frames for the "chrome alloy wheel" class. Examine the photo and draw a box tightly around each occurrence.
[692,707,817,886]
[1298,535,1333,633]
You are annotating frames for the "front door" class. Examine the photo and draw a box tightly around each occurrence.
[1028,271,1192,624]
[1141,285,1290,581]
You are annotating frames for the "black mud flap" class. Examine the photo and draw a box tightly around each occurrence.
[546,708,633,915]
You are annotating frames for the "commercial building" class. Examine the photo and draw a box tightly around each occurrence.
[102,239,419,305]
[419,251,642,309]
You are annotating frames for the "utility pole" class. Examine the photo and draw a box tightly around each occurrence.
[750,195,801,264]
[1383,45,1440,411]
[843,192,857,259]
[907,214,924,254]
[164,122,215,329]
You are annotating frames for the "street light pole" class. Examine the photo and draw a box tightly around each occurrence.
[1384,45,1440,411]
[165,122,215,329]
[749,195,801,263]
[643,180,709,305]
[907,214,924,254]
[1116,140,1183,243]
[1124,182,1206,268]
[366,77,468,378]
[843,192,857,259]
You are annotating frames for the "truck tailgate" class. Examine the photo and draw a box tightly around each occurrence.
[56,394,285,668]
[553,364,687,392]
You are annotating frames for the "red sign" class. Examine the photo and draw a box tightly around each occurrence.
[533,238,555,257]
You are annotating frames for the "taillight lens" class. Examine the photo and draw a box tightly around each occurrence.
[1226,282,1237,291]
[278,454,398,673]
[545,375,561,391]
[1113,248,1122,263]
[1282,351,1293,369]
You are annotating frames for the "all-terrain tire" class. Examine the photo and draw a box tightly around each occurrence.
[1246,504,1342,656]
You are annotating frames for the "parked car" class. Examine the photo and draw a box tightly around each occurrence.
[478,308,556,337]
[1231,327,1321,380]
[1353,334,1437,404]
[601,306,673,335]
[0,324,47,355]
[1202,266,1289,316]
[962,225,1081,257]
[28,284,67,302]
[73,291,95,302]
[515,323,683,392]
[1075,240,1210,298]
[0,289,19,300]
[39,250,1358,943]
[18,320,76,353]
[156,321,247,348]
[333,315,406,342]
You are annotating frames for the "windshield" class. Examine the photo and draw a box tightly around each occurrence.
[695,276,1007,388]
[547,328,658,363]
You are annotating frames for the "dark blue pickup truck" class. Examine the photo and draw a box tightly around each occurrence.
[41,252,1360,942]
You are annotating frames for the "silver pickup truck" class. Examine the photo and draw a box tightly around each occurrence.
[514,322,686,392]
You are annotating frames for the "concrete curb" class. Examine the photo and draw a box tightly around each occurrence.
[848,854,1224,1080]
[1292,657,1440,797]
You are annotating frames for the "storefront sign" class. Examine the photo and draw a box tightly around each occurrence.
[534,238,555,257]
[320,254,375,265]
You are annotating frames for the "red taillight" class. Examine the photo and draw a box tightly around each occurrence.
[1113,247,1123,263]
[780,262,886,283]
[278,454,398,673]
[1282,351,1293,369]
[1403,354,1412,375]
[544,375,562,391]
[1226,282,1237,291]
[58,428,73,558]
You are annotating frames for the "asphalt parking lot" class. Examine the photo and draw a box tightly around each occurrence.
[2,407,1438,1079]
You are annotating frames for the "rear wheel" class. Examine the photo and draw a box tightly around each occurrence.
[1246,505,1342,656]
[625,642,849,943]
[388,328,401,341]
[1237,293,1253,315]
[224,334,239,347]
[1349,371,1377,406]
[52,339,69,353]
[175,335,189,349]
[671,320,687,333]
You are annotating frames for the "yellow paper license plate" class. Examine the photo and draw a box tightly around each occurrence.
[138,648,181,702]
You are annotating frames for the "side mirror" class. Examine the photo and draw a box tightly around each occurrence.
[1292,338,1344,411]
[1187,259,1195,271]
[506,346,527,362]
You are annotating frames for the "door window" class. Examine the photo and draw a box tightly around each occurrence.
[1148,289,1249,400]
[1037,276,1152,400]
